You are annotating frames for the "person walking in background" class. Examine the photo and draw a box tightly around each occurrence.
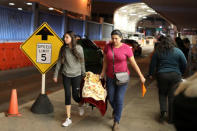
[175,37,188,59]
[53,31,86,127]
[182,38,191,60]
[148,36,187,124]
[100,29,145,131]
[182,38,191,76]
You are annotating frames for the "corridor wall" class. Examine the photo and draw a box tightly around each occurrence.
[0,6,32,42]
[39,12,62,37]
[102,23,114,41]
[0,5,114,70]
[87,21,102,40]
[68,18,84,37]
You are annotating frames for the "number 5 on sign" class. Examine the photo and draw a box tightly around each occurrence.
[36,43,52,64]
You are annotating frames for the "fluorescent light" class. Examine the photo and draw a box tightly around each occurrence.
[9,3,15,6]
[18,8,22,10]
[48,7,54,10]
[26,3,32,5]
[147,10,155,13]
[141,6,148,9]
[129,13,137,16]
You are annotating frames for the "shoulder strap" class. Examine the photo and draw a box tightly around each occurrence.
[111,44,115,74]
[111,44,128,73]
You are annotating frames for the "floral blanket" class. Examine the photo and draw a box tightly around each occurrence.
[82,72,107,102]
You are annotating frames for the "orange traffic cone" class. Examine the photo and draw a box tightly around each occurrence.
[6,89,21,117]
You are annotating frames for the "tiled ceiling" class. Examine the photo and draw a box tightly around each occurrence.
[0,0,31,11]
[1,0,197,28]
[117,3,157,22]
[142,0,197,29]
[0,0,60,14]
[114,3,161,32]
[93,0,197,28]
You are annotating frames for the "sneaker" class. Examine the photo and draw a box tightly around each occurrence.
[78,106,85,116]
[167,119,174,124]
[112,122,119,131]
[62,118,72,127]
[159,111,166,123]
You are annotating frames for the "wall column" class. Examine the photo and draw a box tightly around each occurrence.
[83,15,88,38]
[31,2,39,33]
[61,10,68,37]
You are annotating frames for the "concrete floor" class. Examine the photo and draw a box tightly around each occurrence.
[0,77,176,131]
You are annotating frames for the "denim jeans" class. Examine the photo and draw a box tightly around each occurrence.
[106,77,128,123]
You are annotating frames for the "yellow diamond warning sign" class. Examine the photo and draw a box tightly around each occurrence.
[21,22,63,74]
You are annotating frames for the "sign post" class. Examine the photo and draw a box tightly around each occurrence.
[41,74,45,95]
[21,22,63,114]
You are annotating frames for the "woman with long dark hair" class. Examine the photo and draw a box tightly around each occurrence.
[148,36,187,123]
[100,29,145,131]
[53,31,85,127]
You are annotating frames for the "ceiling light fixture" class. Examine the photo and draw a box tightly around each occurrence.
[26,3,32,5]
[147,10,155,13]
[9,3,15,6]
[141,6,148,9]
[129,13,137,16]
[18,8,23,10]
[48,7,54,11]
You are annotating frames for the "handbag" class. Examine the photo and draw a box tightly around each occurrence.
[111,45,129,86]
[115,72,129,86]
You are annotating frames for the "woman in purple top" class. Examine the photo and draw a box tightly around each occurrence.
[100,30,145,131]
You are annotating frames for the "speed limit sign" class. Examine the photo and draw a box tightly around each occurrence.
[36,43,52,64]
[21,22,63,74]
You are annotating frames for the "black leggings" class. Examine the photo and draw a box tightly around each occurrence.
[62,75,81,105]
[156,72,181,121]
